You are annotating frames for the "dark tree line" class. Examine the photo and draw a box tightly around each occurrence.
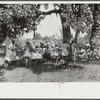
[0,4,100,48]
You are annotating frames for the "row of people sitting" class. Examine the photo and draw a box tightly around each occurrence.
[5,40,69,64]
[5,39,100,63]
[76,46,100,61]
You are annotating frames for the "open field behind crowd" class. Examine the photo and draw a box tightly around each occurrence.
[0,61,100,82]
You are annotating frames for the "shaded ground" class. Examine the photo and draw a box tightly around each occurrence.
[0,61,100,82]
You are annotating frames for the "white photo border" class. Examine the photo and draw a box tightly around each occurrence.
[0,1,100,99]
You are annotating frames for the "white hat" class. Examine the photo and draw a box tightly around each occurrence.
[23,28,27,31]
[2,43,6,46]
[91,39,93,41]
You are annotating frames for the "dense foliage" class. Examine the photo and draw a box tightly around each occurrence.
[0,4,100,45]
[0,4,43,42]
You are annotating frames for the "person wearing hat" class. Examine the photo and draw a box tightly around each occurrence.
[5,40,17,67]
[25,41,34,54]
[9,40,16,50]
[23,41,34,67]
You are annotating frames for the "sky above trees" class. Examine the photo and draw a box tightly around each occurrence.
[36,4,62,39]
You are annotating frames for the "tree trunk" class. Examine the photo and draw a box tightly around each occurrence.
[33,30,35,39]
[89,24,96,43]
[89,4,98,47]
[60,14,72,44]
[63,26,72,44]
[74,29,80,46]
[72,4,81,46]
[60,14,73,61]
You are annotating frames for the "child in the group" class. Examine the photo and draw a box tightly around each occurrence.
[51,45,59,63]
[77,47,87,61]
[95,47,100,60]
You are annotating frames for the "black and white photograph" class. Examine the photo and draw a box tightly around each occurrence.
[0,2,100,82]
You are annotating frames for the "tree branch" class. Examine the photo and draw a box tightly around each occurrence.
[42,9,62,15]
[36,8,62,18]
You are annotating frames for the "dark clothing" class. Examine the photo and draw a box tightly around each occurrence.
[26,44,34,52]
[43,48,51,61]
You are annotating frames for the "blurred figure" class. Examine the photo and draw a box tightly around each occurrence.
[77,47,87,61]
[2,42,6,46]
[51,45,59,63]
[95,47,100,60]
[86,42,90,50]
[8,40,17,60]
[25,41,34,53]
[4,40,17,67]
[8,40,16,52]
[23,41,34,67]
[71,40,77,64]
[24,41,34,58]
[90,39,95,51]
[40,42,44,52]
[42,46,51,62]
[61,44,69,60]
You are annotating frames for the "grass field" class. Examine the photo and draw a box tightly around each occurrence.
[0,61,100,82]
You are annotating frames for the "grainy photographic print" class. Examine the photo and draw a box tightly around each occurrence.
[0,2,100,82]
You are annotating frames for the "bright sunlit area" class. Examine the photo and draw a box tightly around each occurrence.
[36,4,62,39]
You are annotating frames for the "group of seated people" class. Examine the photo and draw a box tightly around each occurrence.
[4,40,69,65]
[4,39,100,66]
[76,42,100,61]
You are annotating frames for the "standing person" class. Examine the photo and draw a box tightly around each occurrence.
[9,40,16,51]
[95,47,100,60]
[51,45,59,64]
[58,43,69,69]
[86,42,90,50]
[71,40,77,64]
[90,39,95,51]
[14,44,21,59]
[40,42,44,52]
[24,41,34,58]
[4,40,17,68]
[78,47,87,61]
[61,43,69,63]
[42,46,51,62]
[8,40,16,60]
[24,41,34,67]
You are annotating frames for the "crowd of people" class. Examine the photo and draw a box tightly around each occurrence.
[2,39,100,68]
[76,40,100,62]
[3,40,70,67]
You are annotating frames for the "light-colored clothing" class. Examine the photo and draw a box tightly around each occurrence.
[86,43,90,47]
[51,51,58,57]
[32,52,43,60]
[8,44,16,51]
[96,50,100,56]
[24,51,31,58]
[62,49,68,56]
[5,43,17,61]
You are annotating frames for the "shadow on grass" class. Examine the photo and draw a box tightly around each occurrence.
[31,63,84,74]
[66,64,84,70]
[2,60,84,75]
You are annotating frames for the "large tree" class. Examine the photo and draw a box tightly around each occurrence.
[0,4,43,43]
[88,4,100,45]
[0,3,99,47]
